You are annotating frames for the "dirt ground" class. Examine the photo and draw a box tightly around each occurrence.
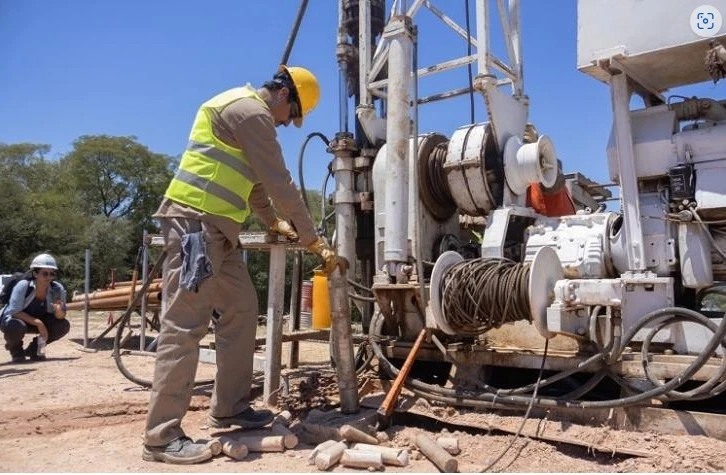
[2,311,726,473]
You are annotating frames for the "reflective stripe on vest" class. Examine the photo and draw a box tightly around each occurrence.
[165,85,265,223]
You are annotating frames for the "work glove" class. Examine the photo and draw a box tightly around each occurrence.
[270,217,298,241]
[307,237,339,275]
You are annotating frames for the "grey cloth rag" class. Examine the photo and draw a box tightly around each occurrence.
[180,231,213,292]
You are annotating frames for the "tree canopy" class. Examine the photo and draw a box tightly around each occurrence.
[0,136,331,314]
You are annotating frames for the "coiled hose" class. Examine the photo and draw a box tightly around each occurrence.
[113,250,214,388]
[368,305,726,410]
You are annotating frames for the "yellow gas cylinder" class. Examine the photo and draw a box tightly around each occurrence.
[311,269,331,329]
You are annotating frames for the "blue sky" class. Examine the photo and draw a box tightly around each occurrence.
[1,0,722,196]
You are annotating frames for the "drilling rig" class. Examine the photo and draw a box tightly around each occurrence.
[304,0,726,432]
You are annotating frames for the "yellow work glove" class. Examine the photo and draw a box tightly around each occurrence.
[307,237,338,275]
[270,217,298,241]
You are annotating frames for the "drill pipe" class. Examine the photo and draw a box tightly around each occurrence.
[328,259,360,413]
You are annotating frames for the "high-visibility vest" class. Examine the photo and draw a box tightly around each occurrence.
[165,85,264,223]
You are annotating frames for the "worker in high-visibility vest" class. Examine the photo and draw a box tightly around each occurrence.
[143,65,337,465]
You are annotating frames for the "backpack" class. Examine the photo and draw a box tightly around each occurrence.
[0,272,32,306]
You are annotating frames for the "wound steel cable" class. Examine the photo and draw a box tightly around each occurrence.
[428,141,454,205]
[441,258,531,337]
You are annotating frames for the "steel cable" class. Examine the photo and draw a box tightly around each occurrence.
[428,142,454,205]
[441,258,531,336]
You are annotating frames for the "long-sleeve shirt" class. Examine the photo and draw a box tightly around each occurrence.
[0,279,67,324]
[155,84,318,247]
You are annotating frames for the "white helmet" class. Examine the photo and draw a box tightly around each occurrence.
[30,253,58,270]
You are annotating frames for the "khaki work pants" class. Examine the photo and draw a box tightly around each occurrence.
[144,216,258,446]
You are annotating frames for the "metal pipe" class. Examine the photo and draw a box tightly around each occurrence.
[334,141,357,269]
[370,41,391,83]
[338,0,345,43]
[358,0,372,106]
[382,16,413,278]
[610,72,646,271]
[496,0,516,87]
[280,0,309,65]
[329,263,360,413]
[509,0,523,95]
[407,0,425,16]
[329,132,357,411]
[475,0,489,75]
[425,0,474,47]
[83,248,90,348]
[369,54,478,90]
[140,233,148,351]
[70,283,162,301]
[338,0,349,132]
[339,60,349,133]
[411,27,426,304]
[263,245,286,406]
[288,251,302,369]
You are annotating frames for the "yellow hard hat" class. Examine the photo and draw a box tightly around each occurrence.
[279,65,320,127]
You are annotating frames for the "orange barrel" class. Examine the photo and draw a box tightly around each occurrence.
[311,269,331,329]
[300,280,313,329]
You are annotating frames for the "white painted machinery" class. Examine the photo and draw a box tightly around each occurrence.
[313,0,726,422]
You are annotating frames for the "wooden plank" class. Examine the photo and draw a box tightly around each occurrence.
[383,343,723,382]
[550,405,726,441]
[362,392,726,443]
[403,405,653,458]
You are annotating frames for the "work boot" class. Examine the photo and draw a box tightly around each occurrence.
[5,343,25,363]
[24,338,46,362]
[142,436,213,464]
[208,407,274,429]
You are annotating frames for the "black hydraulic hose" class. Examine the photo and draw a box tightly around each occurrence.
[638,309,726,400]
[372,308,605,397]
[557,370,608,401]
[348,279,374,293]
[349,292,377,303]
[368,307,726,409]
[318,168,332,232]
[298,132,330,214]
[113,251,215,388]
[355,339,376,376]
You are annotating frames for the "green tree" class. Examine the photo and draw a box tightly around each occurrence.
[61,135,176,225]
[0,143,84,271]
[59,135,177,285]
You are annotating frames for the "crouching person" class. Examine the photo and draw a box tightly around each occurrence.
[0,253,70,362]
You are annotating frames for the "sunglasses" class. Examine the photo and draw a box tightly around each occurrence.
[38,270,56,278]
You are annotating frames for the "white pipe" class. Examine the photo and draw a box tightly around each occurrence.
[475,0,489,76]
[358,0,371,106]
[610,72,645,271]
[383,17,412,275]
[335,153,356,272]
[509,0,523,95]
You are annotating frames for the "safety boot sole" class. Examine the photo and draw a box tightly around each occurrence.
[207,412,274,430]
[141,446,213,465]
